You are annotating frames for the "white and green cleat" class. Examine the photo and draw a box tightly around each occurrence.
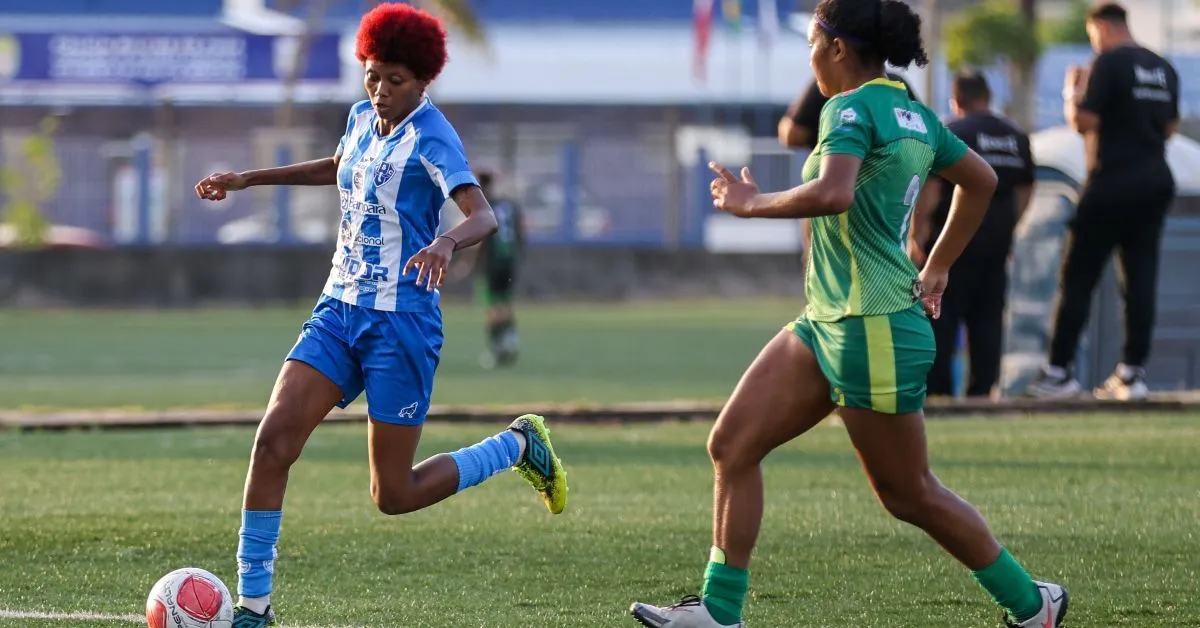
[508,414,568,514]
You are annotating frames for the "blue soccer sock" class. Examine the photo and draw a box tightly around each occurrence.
[236,510,282,600]
[449,430,522,493]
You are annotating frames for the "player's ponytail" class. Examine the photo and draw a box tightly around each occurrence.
[877,0,929,68]
[814,0,929,69]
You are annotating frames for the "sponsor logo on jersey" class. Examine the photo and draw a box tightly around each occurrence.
[839,107,859,124]
[339,191,387,215]
[1134,64,1168,88]
[894,108,928,134]
[339,257,390,282]
[354,234,385,247]
[977,133,1019,154]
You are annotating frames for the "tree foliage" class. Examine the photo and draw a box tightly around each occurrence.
[945,0,1043,70]
[413,0,487,45]
[1,116,61,249]
[1041,0,1091,46]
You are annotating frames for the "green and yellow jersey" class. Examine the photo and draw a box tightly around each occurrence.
[801,78,968,322]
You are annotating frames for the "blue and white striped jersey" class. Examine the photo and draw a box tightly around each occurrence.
[323,97,477,311]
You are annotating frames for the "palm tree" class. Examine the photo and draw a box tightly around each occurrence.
[945,0,1041,130]
[1013,0,1038,130]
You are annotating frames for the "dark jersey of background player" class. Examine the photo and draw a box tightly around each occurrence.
[475,170,525,368]
[919,71,1035,398]
[778,73,919,149]
[922,79,1035,264]
[484,198,524,280]
[1028,1,1180,401]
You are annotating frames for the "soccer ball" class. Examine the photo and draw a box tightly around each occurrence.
[145,568,234,628]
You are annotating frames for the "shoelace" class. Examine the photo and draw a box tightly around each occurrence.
[666,594,704,610]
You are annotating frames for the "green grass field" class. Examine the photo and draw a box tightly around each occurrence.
[2,415,1199,627]
[0,300,802,411]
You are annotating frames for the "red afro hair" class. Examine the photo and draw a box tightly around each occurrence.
[355,3,448,83]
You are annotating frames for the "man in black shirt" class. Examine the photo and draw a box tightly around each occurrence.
[1026,2,1180,401]
[915,71,1035,398]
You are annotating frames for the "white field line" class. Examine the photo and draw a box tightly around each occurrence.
[0,609,143,622]
[0,608,361,627]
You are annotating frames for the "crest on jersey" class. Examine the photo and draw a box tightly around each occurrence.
[373,161,397,187]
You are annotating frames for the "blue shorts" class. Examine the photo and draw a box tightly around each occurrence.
[286,294,443,425]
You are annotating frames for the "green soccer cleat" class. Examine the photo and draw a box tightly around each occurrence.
[232,605,276,627]
[508,414,568,514]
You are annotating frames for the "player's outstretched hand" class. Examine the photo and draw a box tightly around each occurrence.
[404,235,455,292]
[195,172,249,202]
[918,265,948,320]
[709,161,759,218]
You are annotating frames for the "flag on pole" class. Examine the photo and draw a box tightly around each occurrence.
[758,0,779,50]
[722,0,742,33]
[693,0,716,84]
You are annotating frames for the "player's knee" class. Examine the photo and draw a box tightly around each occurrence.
[250,421,305,471]
[873,472,942,525]
[707,423,759,471]
[370,482,418,516]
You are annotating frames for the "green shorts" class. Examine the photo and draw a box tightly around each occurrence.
[786,303,935,415]
[477,260,516,306]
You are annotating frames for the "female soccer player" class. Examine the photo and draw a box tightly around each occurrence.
[194,5,566,626]
[630,0,1066,626]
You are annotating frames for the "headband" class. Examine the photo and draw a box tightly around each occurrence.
[815,0,884,50]
[814,16,865,46]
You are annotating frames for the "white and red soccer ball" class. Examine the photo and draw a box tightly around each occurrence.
[146,568,233,628]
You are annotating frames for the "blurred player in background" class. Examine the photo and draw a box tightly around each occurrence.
[474,169,525,368]
[631,0,1067,625]
[915,70,1034,399]
[1027,1,1180,401]
[195,5,566,626]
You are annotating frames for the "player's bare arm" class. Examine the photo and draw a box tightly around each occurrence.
[403,184,497,291]
[925,149,996,273]
[709,155,859,219]
[194,155,339,201]
[777,116,813,149]
[918,150,997,319]
[1063,65,1101,134]
[908,177,943,267]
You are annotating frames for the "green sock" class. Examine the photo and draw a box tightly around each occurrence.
[971,548,1043,622]
[701,547,749,626]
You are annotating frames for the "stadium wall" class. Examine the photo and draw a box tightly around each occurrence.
[0,248,806,307]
